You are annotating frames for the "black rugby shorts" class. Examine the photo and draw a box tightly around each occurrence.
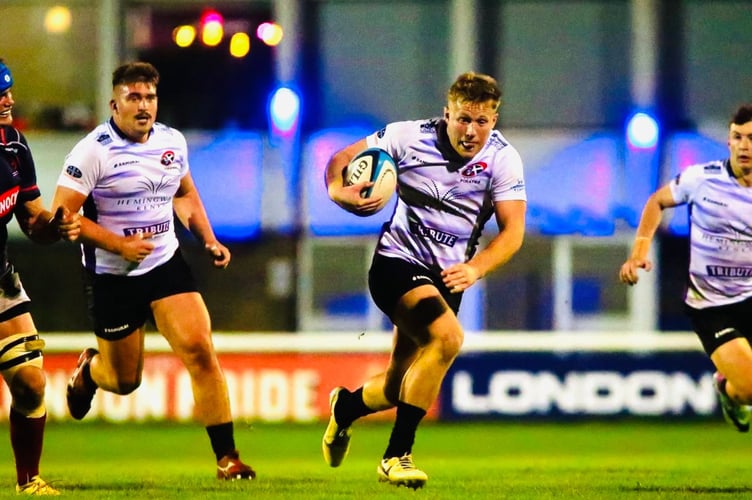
[685,297,752,356]
[368,253,461,320]
[83,250,199,340]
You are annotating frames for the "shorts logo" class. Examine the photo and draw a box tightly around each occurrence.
[714,327,736,339]
[411,274,433,284]
[103,324,130,334]
[161,151,175,166]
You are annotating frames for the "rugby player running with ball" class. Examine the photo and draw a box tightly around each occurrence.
[323,72,526,488]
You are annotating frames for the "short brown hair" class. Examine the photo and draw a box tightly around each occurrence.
[731,104,752,126]
[447,72,502,111]
[112,62,160,88]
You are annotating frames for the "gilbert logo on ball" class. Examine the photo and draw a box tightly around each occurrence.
[345,147,398,214]
[347,156,371,185]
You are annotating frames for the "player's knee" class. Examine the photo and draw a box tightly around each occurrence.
[442,329,464,359]
[178,341,218,373]
[397,295,449,340]
[111,376,141,395]
[11,365,46,396]
[0,334,48,416]
[431,328,463,365]
[9,365,46,411]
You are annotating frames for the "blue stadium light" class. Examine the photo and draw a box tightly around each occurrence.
[626,112,659,149]
[268,86,301,135]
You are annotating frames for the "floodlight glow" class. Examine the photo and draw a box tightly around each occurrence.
[269,87,300,134]
[626,112,659,149]
[200,10,224,46]
[256,22,284,46]
[229,32,250,58]
[44,6,72,34]
[202,21,223,46]
[173,25,196,47]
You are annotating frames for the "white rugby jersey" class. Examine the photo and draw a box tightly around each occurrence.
[366,118,526,272]
[670,160,752,308]
[57,119,188,275]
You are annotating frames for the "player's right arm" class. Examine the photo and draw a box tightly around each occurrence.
[619,184,680,285]
[51,186,154,264]
[324,138,382,215]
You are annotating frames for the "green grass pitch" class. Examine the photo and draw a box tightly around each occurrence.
[0,419,749,499]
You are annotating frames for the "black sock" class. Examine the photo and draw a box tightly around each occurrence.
[383,401,426,459]
[336,387,376,427]
[206,422,236,461]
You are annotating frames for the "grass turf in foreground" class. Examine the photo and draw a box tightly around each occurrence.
[0,420,749,499]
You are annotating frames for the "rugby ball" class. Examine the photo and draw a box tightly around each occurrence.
[344,147,398,211]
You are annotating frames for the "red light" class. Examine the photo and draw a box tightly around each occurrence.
[199,9,224,47]
[200,9,223,26]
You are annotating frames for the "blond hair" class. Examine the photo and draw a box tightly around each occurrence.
[447,72,502,111]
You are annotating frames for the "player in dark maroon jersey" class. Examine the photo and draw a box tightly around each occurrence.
[0,58,80,495]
